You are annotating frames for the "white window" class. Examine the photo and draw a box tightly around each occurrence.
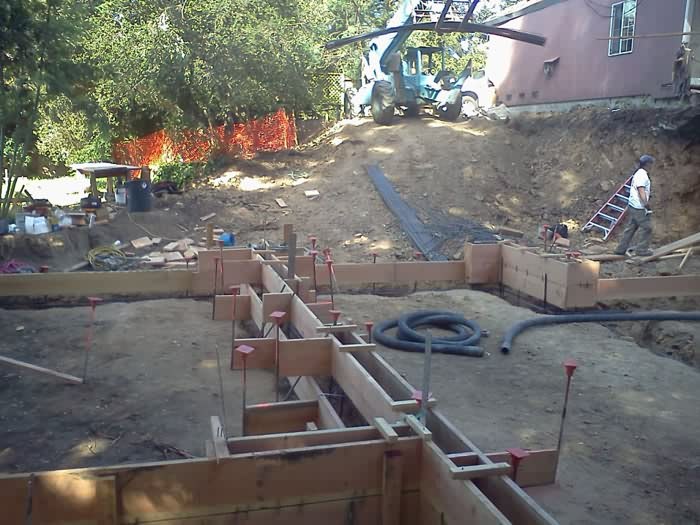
[609,0,637,56]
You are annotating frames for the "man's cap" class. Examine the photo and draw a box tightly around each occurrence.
[639,154,655,165]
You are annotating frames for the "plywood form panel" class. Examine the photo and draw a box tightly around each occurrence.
[262,291,293,318]
[190,260,262,295]
[597,275,700,300]
[419,441,509,525]
[0,270,192,298]
[1,439,422,524]
[465,243,502,284]
[244,400,319,435]
[197,248,253,275]
[314,261,465,286]
[213,294,252,321]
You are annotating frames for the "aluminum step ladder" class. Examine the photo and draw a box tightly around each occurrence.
[582,175,633,240]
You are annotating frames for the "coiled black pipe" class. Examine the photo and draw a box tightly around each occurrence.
[501,311,700,354]
[373,310,484,357]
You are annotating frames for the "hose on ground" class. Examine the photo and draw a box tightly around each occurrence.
[501,311,700,354]
[87,246,129,271]
[373,310,484,357]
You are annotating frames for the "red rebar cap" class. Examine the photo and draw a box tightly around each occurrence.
[269,311,287,324]
[564,358,578,377]
[235,344,255,355]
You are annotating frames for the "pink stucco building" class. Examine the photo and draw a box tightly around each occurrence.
[486,0,699,107]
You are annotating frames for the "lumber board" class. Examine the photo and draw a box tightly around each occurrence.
[373,417,399,443]
[306,301,334,323]
[639,231,700,262]
[420,441,509,525]
[231,338,332,376]
[212,293,252,321]
[0,269,192,298]
[383,450,403,525]
[190,260,262,295]
[597,275,700,300]
[197,248,253,273]
[314,261,465,286]
[227,425,411,454]
[262,291,293,318]
[465,242,502,284]
[448,449,557,488]
[332,340,400,423]
[316,324,359,334]
[0,355,83,384]
[1,439,421,524]
[451,462,512,480]
[243,400,319,435]
[157,495,383,524]
[337,342,376,352]
[426,410,558,525]
[292,377,345,429]
[246,284,265,331]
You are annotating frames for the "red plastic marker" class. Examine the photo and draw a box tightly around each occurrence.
[365,321,374,344]
[506,447,530,482]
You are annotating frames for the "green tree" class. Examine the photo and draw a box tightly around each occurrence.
[0,0,84,217]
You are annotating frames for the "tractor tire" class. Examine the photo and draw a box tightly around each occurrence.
[461,94,479,118]
[438,92,462,122]
[371,81,395,125]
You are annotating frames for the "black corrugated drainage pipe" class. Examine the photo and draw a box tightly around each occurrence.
[501,311,700,354]
[373,310,484,357]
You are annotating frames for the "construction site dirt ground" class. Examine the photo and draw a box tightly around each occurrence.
[2,109,700,524]
[1,291,698,525]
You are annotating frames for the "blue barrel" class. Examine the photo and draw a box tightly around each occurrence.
[126,180,152,212]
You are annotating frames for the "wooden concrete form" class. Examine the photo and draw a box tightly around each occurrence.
[463,242,699,308]
[2,245,694,310]
[0,240,567,525]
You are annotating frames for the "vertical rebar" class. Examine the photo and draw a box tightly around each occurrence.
[419,332,432,423]
[215,345,227,437]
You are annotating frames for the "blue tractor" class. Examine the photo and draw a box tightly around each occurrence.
[327,0,546,125]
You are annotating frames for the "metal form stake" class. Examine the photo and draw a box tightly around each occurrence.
[287,232,297,279]
[326,258,335,309]
[371,252,378,294]
[309,250,319,293]
[413,251,423,292]
[269,311,287,402]
[215,344,227,437]
[419,331,432,423]
[235,345,255,436]
[211,256,220,320]
[229,286,240,369]
[83,297,103,383]
[216,240,225,290]
[555,358,578,478]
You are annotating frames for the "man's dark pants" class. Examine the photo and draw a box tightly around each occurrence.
[615,207,652,255]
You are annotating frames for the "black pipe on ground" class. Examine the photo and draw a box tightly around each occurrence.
[500,311,700,354]
[373,310,484,357]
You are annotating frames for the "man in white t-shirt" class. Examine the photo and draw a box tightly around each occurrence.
[615,155,655,256]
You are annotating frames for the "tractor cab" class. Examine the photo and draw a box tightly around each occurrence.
[403,46,456,100]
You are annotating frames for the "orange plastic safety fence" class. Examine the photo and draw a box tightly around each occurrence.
[113,109,297,166]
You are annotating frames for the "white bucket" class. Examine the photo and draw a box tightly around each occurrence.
[115,187,127,205]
